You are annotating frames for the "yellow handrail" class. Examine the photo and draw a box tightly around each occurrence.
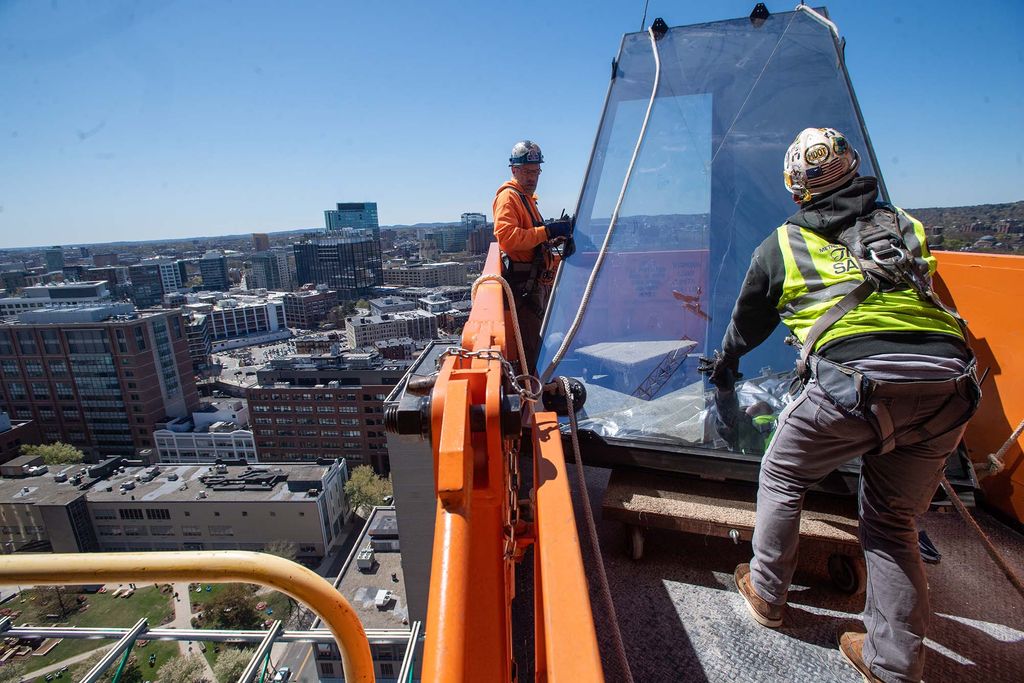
[0,550,375,682]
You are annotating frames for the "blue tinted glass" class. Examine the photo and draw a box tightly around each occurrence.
[540,9,882,453]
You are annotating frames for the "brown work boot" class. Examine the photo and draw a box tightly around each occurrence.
[838,630,884,682]
[734,563,784,628]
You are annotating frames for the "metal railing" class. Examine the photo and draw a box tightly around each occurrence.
[0,550,376,681]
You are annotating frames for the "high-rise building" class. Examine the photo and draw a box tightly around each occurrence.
[247,351,409,472]
[143,258,185,295]
[252,233,270,252]
[325,202,379,239]
[185,312,211,375]
[44,247,65,273]
[463,212,493,255]
[198,251,230,292]
[293,231,383,300]
[128,263,164,308]
[249,251,291,291]
[0,305,200,458]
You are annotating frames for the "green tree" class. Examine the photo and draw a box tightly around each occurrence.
[355,298,370,310]
[72,651,144,683]
[0,661,26,683]
[20,441,84,465]
[263,539,298,562]
[31,586,75,619]
[344,465,393,516]
[155,654,208,683]
[206,585,262,630]
[212,647,254,682]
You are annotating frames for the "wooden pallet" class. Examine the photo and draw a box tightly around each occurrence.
[602,468,866,592]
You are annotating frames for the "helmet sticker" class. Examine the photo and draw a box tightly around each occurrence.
[804,143,830,165]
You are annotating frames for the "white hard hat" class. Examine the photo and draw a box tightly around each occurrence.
[784,127,860,201]
[509,140,544,166]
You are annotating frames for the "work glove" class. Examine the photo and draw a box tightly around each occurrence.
[697,350,742,391]
[545,213,573,241]
[558,236,576,259]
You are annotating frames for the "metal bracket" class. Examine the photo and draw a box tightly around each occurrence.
[750,3,770,27]
[651,17,668,39]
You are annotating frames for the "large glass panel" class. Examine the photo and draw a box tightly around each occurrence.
[540,10,882,457]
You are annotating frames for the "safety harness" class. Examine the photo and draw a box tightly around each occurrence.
[501,190,550,315]
[793,205,978,453]
[795,205,968,378]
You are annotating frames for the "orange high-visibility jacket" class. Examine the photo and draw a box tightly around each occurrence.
[493,180,549,263]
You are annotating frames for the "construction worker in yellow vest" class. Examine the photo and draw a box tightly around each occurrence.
[703,127,980,682]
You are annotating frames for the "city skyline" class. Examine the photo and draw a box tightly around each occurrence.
[2,0,1022,248]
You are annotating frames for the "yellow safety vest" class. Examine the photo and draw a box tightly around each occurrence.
[776,208,964,352]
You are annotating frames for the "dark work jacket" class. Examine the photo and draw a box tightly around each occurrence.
[720,176,970,365]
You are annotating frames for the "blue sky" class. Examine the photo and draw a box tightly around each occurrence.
[1,0,1021,248]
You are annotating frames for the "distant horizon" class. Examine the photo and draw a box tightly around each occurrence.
[4,197,1021,254]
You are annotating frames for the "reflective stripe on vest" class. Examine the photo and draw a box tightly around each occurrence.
[775,207,963,351]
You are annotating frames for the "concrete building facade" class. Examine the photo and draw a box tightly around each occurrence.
[0,460,350,561]
[345,311,438,349]
[382,262,467,287]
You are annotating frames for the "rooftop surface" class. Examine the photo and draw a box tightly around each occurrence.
[0,463,334,506]
[570,466,1024,682]
[333,507,409,631]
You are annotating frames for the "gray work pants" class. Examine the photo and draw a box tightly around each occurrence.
[749,362,975,683]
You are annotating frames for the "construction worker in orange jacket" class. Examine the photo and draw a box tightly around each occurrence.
[493,140,572,372]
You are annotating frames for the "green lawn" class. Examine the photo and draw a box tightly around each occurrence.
[10,585,174,674]
[190,584,296,676]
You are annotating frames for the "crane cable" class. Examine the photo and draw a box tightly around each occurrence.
[539,25,662,385]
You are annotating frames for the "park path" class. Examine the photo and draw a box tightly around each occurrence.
[173,581,217,682]
[17,583,218,683]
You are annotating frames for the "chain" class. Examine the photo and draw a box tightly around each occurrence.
[435,346,543,403]
[503,442,522,562]
[436,346,535,562]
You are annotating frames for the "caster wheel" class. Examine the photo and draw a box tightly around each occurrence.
[828,553,866,595]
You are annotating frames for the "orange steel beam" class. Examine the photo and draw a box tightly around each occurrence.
[935,251,1024,522]
[424,378,473,680]
[0,551,374,682]
[422,243,603,681]
[533,411,604,681]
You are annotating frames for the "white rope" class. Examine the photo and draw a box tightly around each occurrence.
[562,377,634,682]
[471,272,542,404]
[539,26,663,385]
[985,417,1024,475]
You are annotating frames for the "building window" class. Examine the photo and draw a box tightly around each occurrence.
[146,509,170,520]
[93,509,116,520]
[150,525,174,536]
[182,526,202,536]
[97,525,124,536]
[119,509,144,520]
[209,525,234,537]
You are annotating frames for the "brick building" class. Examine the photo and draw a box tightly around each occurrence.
[0,305,200,458]
[247,351,409,472]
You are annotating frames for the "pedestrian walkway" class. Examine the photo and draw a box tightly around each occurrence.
[173,581,216,682]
